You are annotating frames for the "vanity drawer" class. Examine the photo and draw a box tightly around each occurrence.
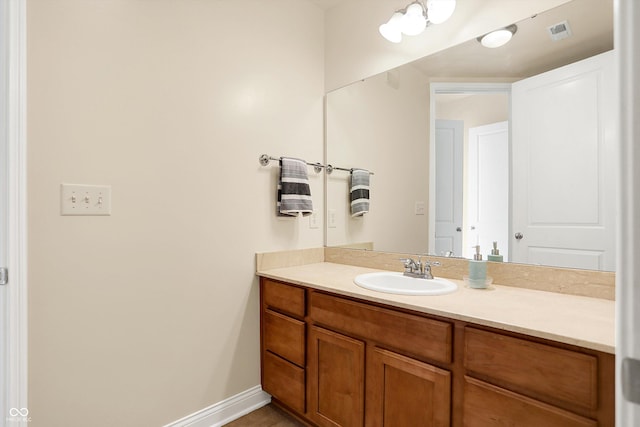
[262,279,305,318]
[463,376,597,427]
[263,351,306,414]
[309,291,452,364]
[264,309,305,367]
[464,327,598,412]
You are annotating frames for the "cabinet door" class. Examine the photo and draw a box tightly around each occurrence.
[464,327,598,414]
[367,347,451,427]
[308,325,365,427]
[463,376,597,427]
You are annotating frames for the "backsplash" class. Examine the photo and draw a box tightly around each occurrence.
[324,247,615,300]
[256,247,324,271]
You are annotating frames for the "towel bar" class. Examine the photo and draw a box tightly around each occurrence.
[258,154,373,175]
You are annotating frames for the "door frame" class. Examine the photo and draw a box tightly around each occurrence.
[428,83,511,256]
[1,0,28,424]
[617,0,640,424]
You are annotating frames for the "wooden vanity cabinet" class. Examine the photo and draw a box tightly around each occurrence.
[462,327,614,427]
[259,277,614,427]
[260,279,307,414]
[307,290,452,427]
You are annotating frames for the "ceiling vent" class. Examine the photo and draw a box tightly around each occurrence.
[547,20,572,41]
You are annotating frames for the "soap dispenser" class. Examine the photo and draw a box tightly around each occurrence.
[487,241,504,262]
[468,245,488,288]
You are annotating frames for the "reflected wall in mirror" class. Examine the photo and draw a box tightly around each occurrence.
[325,0,615,271]
[326,65,430,255]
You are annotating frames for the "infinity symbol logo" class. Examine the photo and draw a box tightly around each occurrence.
[9,408,29,417]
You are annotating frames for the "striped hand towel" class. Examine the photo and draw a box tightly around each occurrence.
[350,169,370,217]
[277,157,313,217]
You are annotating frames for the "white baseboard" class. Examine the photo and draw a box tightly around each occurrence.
[164,386,271,427]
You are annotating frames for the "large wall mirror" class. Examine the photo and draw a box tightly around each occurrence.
[325,0,615,271]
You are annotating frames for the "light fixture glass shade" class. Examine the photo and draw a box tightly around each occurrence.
[379,12,404,43]
[480,28,514,48]
[401,3,427,36]
[426,0,456,24]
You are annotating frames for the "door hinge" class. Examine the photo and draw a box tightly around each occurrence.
[0,267,7,285]
[622,357,640,404]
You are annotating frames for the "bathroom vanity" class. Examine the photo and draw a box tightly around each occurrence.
[257,260,614,427]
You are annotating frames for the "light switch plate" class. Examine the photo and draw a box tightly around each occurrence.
[309,211,319,229]
[328,209,337,228]
[61,184,111,215]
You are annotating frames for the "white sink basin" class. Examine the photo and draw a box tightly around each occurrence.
[354,272,458,296]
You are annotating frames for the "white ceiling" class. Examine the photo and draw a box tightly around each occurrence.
[312,0,612,81]
[412,0,612,78]
[316,0,611,79]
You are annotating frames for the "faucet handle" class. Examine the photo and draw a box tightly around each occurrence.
[399,258,419,273]
[417,254,441,267]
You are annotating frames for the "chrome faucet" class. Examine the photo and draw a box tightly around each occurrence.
[399,256,441,280]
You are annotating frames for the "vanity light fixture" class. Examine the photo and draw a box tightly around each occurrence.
[379,0,456,43]
[478,24,518,48]
[379,11,405,43]
[426,0,457,24]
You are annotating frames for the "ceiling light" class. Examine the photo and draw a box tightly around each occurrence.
[426,0,456,25]
[379,0,456,43]
[379,11,404,43]
[401,2,427,36]
[478,24,518,48]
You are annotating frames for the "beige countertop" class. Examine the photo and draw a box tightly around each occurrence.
[257,262,615,354]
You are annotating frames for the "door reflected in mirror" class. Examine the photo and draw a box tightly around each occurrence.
[432,92,510,261]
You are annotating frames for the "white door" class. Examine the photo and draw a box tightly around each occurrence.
[434,120,463,257]
[511,50,616,271]
[467,121,509,260]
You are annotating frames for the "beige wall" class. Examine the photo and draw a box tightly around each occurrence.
[27,1,323,426]
[324,0,571,91]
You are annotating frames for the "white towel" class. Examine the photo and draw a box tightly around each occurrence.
[277,157,313,217]
[350,169,370,217]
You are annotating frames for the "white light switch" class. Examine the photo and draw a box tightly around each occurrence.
[415,201,426,215]
[328,209,337,228]
[309,211,319,229]
[61,184,111,216]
